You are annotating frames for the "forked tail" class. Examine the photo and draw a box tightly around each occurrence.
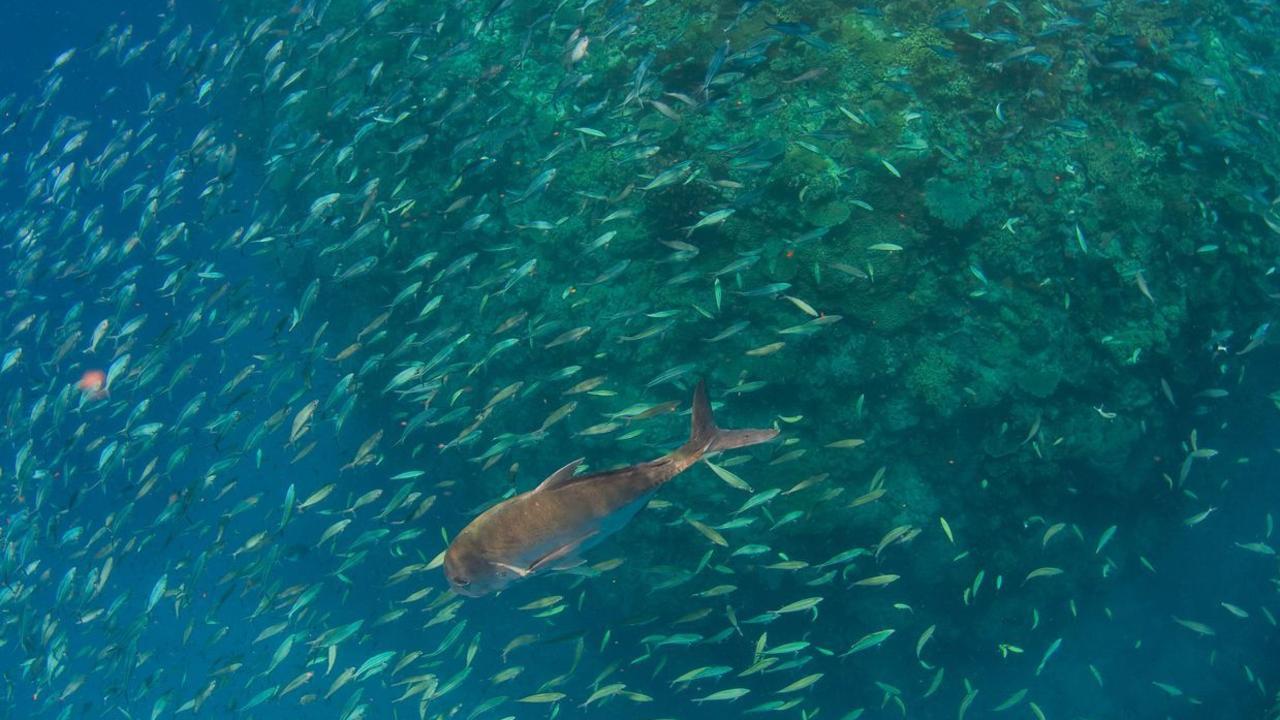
[679,379,778,459]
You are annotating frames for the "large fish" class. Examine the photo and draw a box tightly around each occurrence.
[444,380,778,597]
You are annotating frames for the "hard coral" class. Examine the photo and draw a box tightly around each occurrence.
[924,177,986,229]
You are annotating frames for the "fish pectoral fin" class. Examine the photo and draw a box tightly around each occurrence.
[494,561,532,578]
[528,530,599,573]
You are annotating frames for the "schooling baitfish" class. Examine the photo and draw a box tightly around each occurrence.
[445,380,777,597]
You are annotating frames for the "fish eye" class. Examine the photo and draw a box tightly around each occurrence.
[451,575,470,587]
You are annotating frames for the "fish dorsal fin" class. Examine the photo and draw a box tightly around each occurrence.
[534,457,586,493]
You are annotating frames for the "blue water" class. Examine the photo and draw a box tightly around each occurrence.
[0,1,1277,719]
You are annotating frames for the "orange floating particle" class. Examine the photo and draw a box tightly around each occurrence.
[77,369,107,399]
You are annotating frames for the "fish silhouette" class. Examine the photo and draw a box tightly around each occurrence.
[445,380,778,597]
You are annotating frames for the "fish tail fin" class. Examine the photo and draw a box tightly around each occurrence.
[681,379,778,459]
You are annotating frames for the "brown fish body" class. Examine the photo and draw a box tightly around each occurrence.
[444,381,776,597]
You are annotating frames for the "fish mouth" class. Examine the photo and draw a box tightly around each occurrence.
[450,582,486,598]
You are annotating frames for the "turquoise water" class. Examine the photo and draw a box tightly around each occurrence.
[0,0,1277,718]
